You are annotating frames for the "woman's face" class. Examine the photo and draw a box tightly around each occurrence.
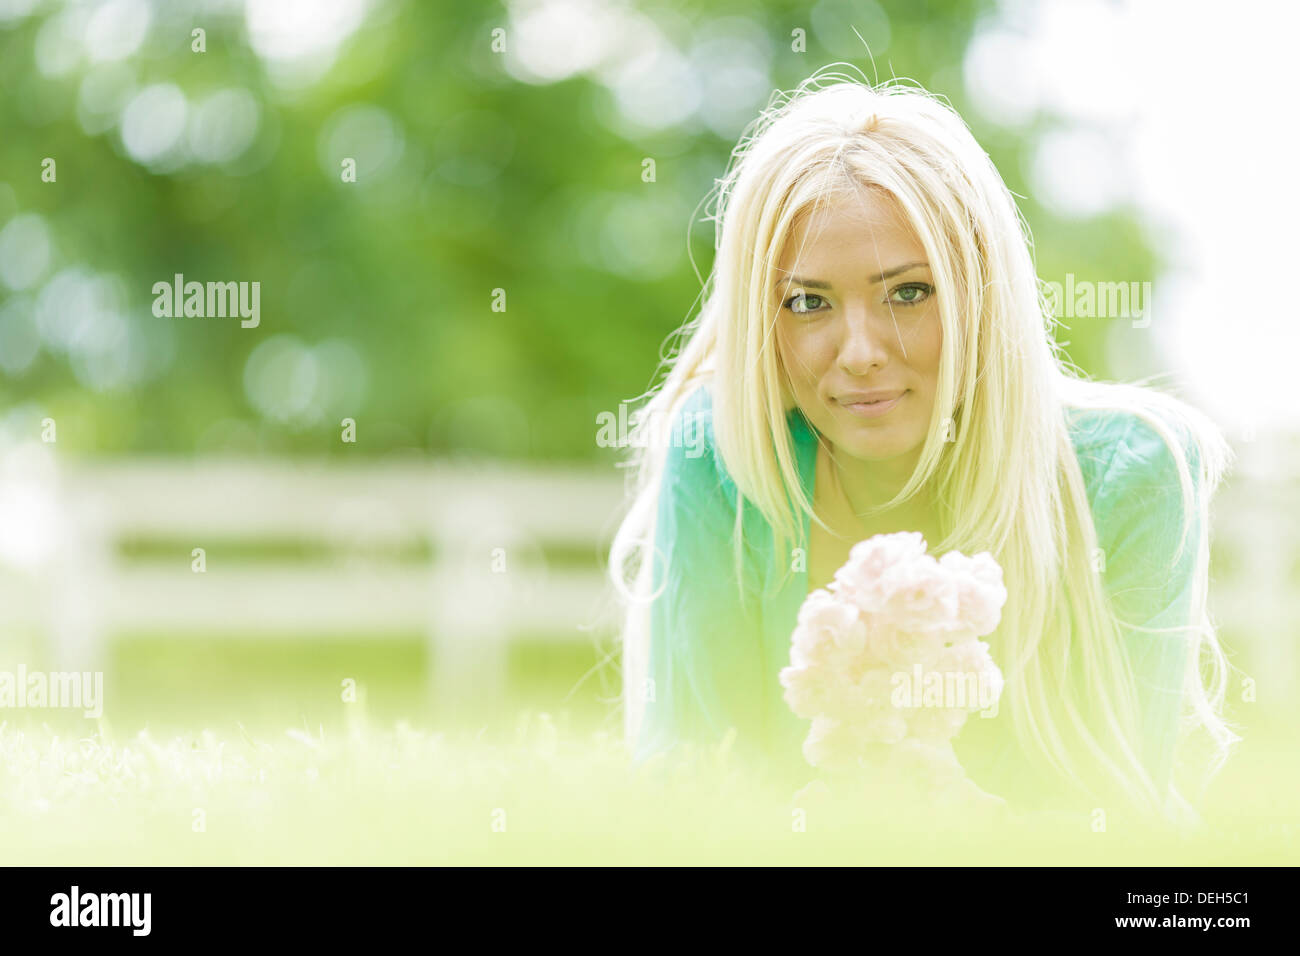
[773,186,943,464]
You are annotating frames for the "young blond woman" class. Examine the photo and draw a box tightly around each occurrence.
[609,67,1237,824]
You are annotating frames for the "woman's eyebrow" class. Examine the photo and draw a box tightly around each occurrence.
[772,261,930,288]
[773,275,833,290]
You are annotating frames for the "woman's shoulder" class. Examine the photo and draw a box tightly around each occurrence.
[1065,402,1204,590]
[660,381,737,507]
[1066,404,1195,495]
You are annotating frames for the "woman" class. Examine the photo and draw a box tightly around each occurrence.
[608,68,1237,823]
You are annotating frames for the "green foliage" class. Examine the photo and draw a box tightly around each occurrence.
[0,0,1155,461]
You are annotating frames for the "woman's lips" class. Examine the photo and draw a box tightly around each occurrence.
[837,391,906,418]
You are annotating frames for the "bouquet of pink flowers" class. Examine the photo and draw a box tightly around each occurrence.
[780,532,1008,809]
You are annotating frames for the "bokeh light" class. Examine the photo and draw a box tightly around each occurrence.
[0,214,52,292]
[188,88,261,165]
[120,82,189,166]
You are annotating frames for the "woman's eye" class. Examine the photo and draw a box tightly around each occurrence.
[889,282,934,306]
[784,292,826,314]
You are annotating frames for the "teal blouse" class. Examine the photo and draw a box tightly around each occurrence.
[634,382,1203,809]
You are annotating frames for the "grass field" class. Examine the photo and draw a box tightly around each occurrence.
[1,636,1296,865]
[2,712,1297,865]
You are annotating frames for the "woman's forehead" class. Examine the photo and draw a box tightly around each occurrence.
[778,198,925,273]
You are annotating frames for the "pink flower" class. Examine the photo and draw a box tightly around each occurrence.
[829,531,928,613]
[876,555,962,635]
[778,664,823,717]
[785,532,1008,768]
[791,588,865,664]
[863,620,938,669]
[860,709,908,745]
[939,550,1007,637]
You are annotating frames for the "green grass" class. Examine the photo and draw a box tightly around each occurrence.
[0,709,1296,865]
[106,633,617,736]
[1,636,1294,864]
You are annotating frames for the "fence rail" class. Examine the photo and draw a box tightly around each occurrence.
[1,446,1294,715]
[1,457,629,713]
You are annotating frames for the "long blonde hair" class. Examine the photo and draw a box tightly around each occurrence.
[609,66,1238,821]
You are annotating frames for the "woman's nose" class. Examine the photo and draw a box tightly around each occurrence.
[836,305,892,375]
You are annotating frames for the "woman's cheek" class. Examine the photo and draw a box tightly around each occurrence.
[781,328,824,391]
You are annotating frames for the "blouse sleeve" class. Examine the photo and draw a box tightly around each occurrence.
[1089,412,1204,797]
[632,392,767,767]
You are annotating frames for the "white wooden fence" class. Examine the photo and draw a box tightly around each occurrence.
[0,457,628,715]
[0,437,1294,715]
